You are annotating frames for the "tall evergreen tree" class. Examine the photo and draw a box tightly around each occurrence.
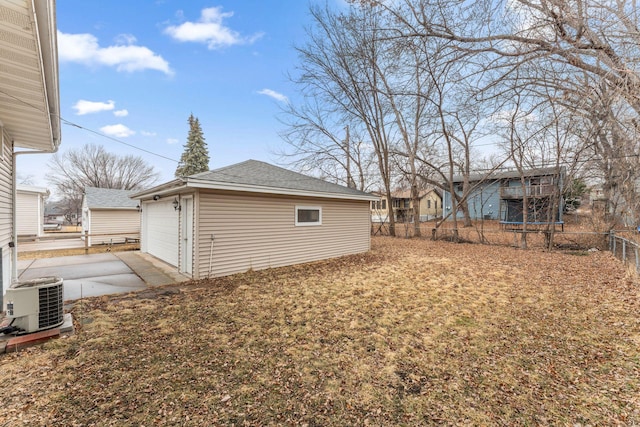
[175,114,210,177]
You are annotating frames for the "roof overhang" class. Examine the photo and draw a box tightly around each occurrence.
[131,178,379,202]
[450,166,567,184]
[88,206,139,211]
[0,0,61,152]
[16,183,49,195]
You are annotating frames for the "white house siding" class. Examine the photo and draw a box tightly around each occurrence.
[0,130,12,294]
[88,209,140,246]
[195,190,371,279]
[16,191,41,236]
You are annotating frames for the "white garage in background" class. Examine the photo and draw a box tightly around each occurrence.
[82,187,140,246]
[141,198,180,267]
[16,184,49,238]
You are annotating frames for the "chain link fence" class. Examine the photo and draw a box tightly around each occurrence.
[609,232,640,274]
[373,220,640,274]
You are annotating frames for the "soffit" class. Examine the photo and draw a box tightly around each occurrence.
[0,0,60,151]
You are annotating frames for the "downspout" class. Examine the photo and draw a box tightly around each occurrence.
[0,122,4,306]
[11,147,59,287]
[9,0,61,286]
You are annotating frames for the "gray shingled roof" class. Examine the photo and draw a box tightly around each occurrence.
[84,187,139,209]
[189,160,374,198]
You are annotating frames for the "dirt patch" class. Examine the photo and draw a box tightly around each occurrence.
[1,237,639,425]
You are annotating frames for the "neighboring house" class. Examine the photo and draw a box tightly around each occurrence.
[131,160,377,279]
[82,187,141,246]
[441,167,565,228]
[371,188,442,223]
[16,184,49,238]
[44,199,79,226]
[43,205,66,225]
[0,0,61,297]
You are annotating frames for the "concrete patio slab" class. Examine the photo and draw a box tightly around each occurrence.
[16,251,187,301]
[19,259,131,281]
[18,253,116,269]
[63,275,145,300]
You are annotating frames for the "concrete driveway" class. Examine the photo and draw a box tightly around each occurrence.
[17,252,188,301]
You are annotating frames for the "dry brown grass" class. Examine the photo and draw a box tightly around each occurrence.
[1,237,639,426]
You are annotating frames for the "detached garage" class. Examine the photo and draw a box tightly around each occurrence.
[132,160,377,279]
[82,187,141,246]
[16,184,49,238]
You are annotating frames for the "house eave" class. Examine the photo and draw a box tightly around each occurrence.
[132,178,378,202]
[449,166,567,185]
[88,206,140,211]
[16,184,49,196]
[0,0,61,152]
[130,179,187,200]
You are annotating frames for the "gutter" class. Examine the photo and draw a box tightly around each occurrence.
[130,179,186,200]
[31,0,62,150]
[132,178,378,202]
[184,179,379,202]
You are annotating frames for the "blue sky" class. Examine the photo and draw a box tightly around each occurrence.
[19,0,344,191]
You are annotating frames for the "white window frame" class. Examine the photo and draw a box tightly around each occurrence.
[295,205,322,226]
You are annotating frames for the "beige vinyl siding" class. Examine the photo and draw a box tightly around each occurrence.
[196,191,371,278]
[418,191,442,219]
[0,130,12,292]
[88,209,140,246]
[16,192,40,236]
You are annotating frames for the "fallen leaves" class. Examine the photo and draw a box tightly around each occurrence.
[1,236,639,425]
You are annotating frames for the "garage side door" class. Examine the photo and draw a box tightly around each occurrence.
[143,200,179,267]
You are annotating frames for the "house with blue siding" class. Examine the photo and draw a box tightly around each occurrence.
[442,167,565,229]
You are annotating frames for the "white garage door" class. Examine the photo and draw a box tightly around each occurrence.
[143,200,179,267]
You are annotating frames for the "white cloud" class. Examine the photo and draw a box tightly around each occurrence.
[72,99,115,115]
[258,88,288,103]
[164,7,263,49]
[141,131,157,137]
[166,138,179,144]
[113,109,129,117]
[115,33,137,45]
[100,124,135,138]
[58,31,173,75]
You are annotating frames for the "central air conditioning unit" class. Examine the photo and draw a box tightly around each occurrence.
[5,277,64,334]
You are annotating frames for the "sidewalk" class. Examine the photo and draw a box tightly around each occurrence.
[114,251,190,286]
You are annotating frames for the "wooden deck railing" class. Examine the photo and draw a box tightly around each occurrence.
[500,185,556,199]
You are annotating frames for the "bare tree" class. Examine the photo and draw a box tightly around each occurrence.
[381,0,640,110]
[47,144,159,209]
[285,4,400,235]
[17,173,35,185]
[382,0,640,231]
[279,99,375,191]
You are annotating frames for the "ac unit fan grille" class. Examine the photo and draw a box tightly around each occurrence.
[38,285,63,329]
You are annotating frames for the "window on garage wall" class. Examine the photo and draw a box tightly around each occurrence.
[295,206,322,226]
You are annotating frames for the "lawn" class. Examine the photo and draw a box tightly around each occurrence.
[1,237,639,425]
